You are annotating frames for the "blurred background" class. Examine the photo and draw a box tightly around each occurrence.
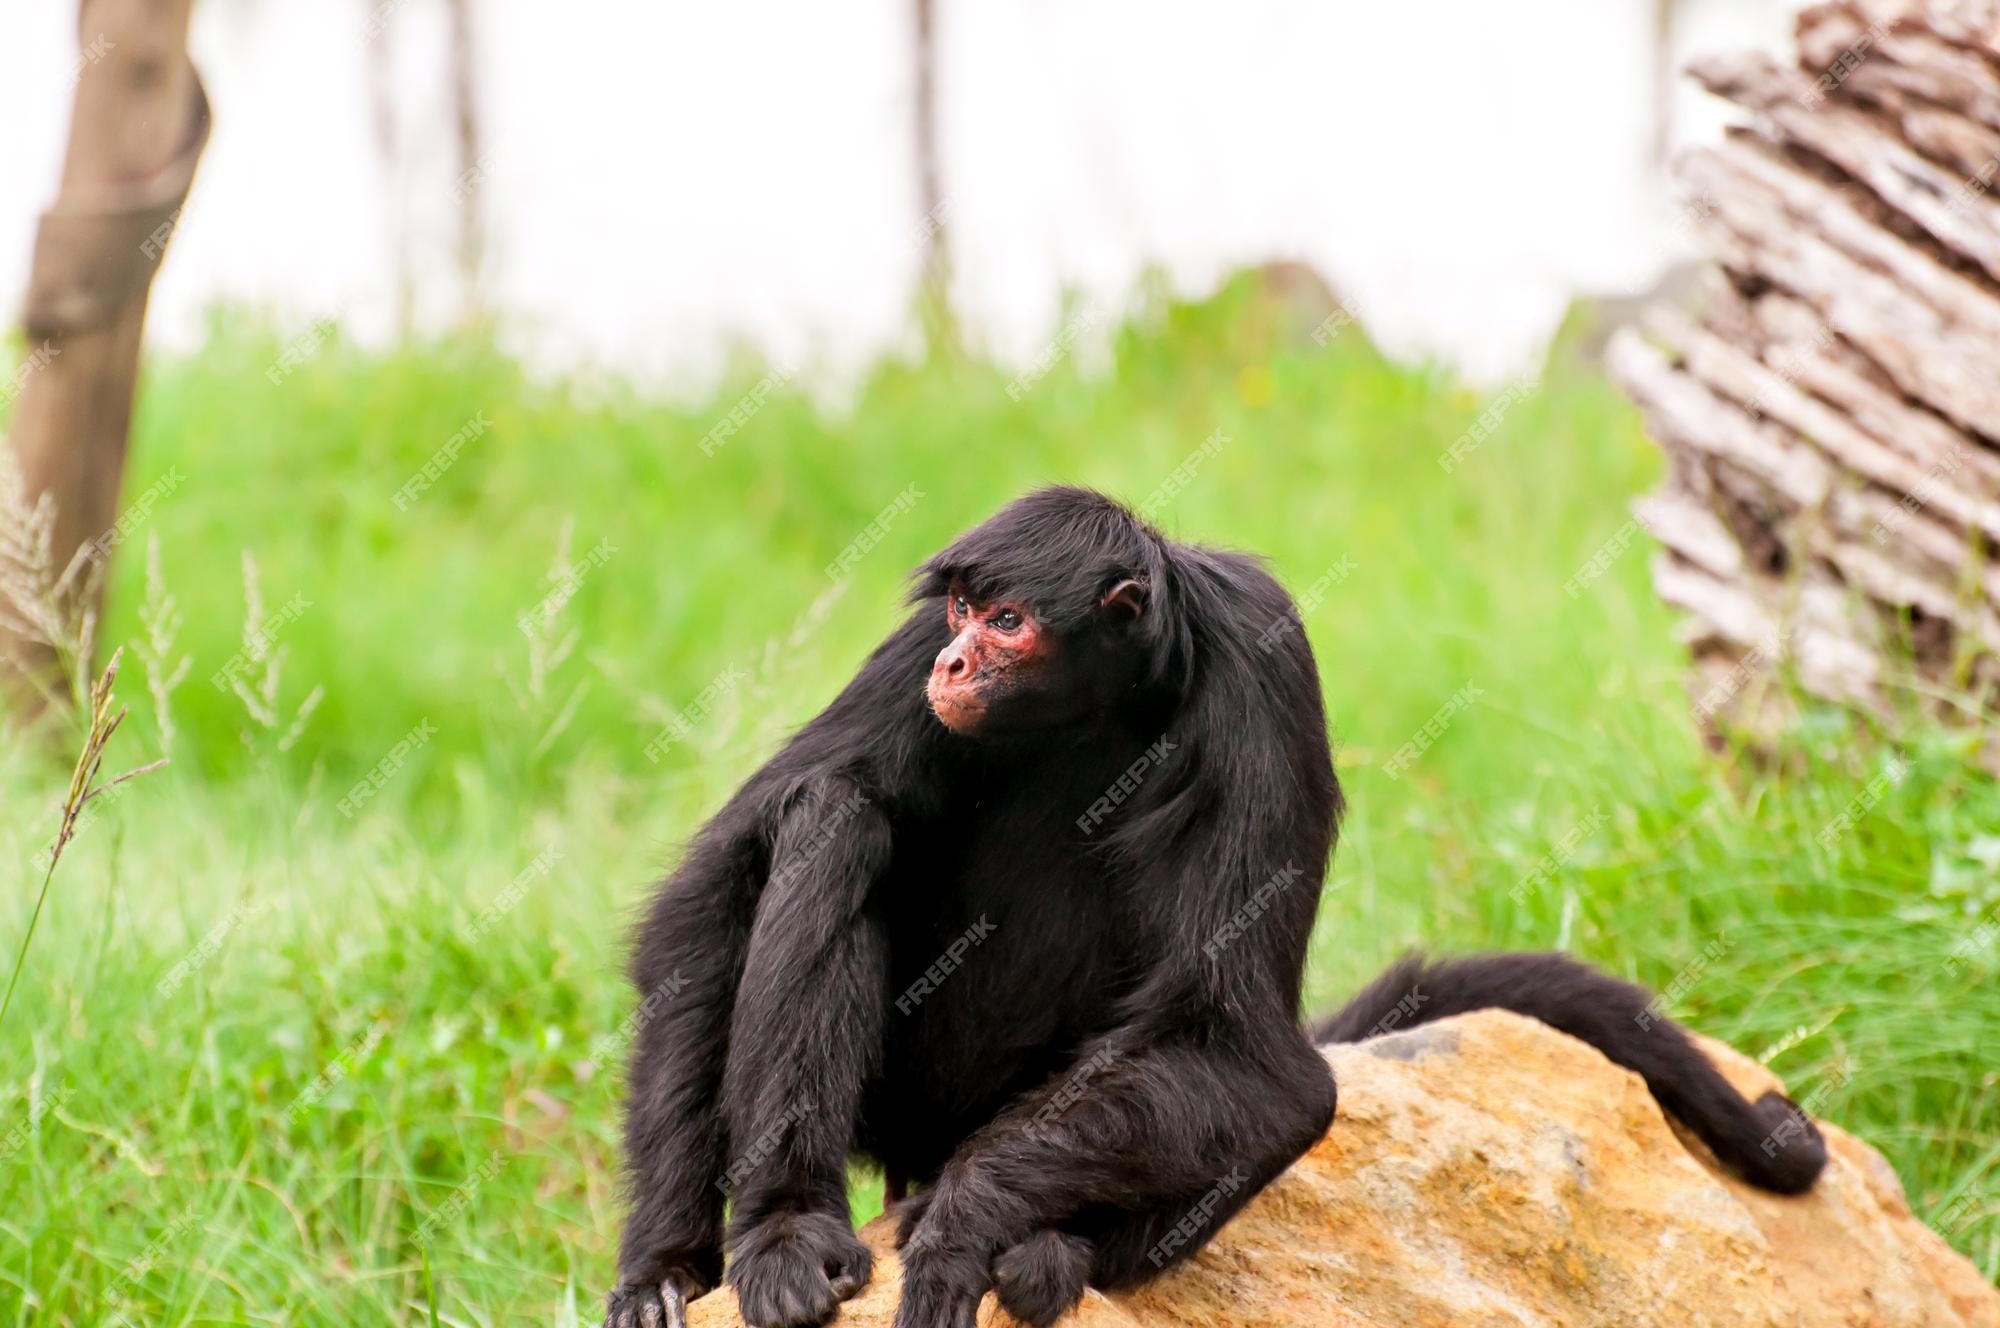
[2,0,1796,379]
[1,2,1995,1325]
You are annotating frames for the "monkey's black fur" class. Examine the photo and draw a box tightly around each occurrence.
[605,488,1825,1328]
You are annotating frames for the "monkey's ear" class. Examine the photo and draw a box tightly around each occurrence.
[1101,579,1148,622]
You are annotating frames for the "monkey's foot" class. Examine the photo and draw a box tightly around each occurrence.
[603,1277,689,1328]
[991,1229,1093,1328]
[891,1230,989,1328]
[728,1210,873,1328]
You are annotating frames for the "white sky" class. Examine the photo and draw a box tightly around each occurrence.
[0,0,1792,387]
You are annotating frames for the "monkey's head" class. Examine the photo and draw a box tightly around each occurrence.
[914,488,1173,738]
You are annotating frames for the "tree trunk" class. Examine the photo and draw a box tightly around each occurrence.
[1,0,209,717]
[363,0,412,336]
[444,0,487,321]
[1649,0,1679,169]
[912,0,956,352]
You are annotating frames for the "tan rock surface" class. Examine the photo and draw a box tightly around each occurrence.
[690,1011,1998,1327]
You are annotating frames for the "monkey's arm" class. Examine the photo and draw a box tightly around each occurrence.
[718,775,890,1328]
[607,832,759,1328]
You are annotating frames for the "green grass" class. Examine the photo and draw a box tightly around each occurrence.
[2,277,1996,1324]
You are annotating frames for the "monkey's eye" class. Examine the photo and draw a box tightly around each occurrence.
[952,595,969,618]
[990,609,1022,632]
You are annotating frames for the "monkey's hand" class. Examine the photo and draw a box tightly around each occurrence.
[603,1261,708,1328]
[897,1191,1092,1328]
[892,1222,990,1328]
[727,1209,873,1328]
[991,1230,1093,1328]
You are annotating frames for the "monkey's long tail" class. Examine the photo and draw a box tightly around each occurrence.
[1313,951,1827,1195]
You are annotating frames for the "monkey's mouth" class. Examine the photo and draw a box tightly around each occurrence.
[926,683,987,734]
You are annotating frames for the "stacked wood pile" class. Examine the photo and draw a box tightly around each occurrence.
[1610,0,2000,745]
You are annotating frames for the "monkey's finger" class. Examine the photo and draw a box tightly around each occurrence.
[892,1189,936,1248]
[826,1238,873,1301]
[606,1282,669,1328]
[660,1279,689,1328]
[900,1294,979,1328]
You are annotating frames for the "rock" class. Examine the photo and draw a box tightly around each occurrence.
[690,1011,1998,1327]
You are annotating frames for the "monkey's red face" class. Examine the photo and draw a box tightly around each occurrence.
[926,586,1056,735]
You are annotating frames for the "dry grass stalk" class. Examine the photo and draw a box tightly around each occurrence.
[134,533,192,753]
[0,439,104,709]
[227,550,322,752]
[506,519,590,760]
[1,648,167,1028]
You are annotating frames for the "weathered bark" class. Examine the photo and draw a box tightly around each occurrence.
[1611,0,2000,750]
[2,0,209,716]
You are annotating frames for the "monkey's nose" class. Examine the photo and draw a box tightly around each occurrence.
[934,641,973,682]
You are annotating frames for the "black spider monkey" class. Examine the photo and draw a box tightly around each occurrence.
[604,487,1825,1328]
